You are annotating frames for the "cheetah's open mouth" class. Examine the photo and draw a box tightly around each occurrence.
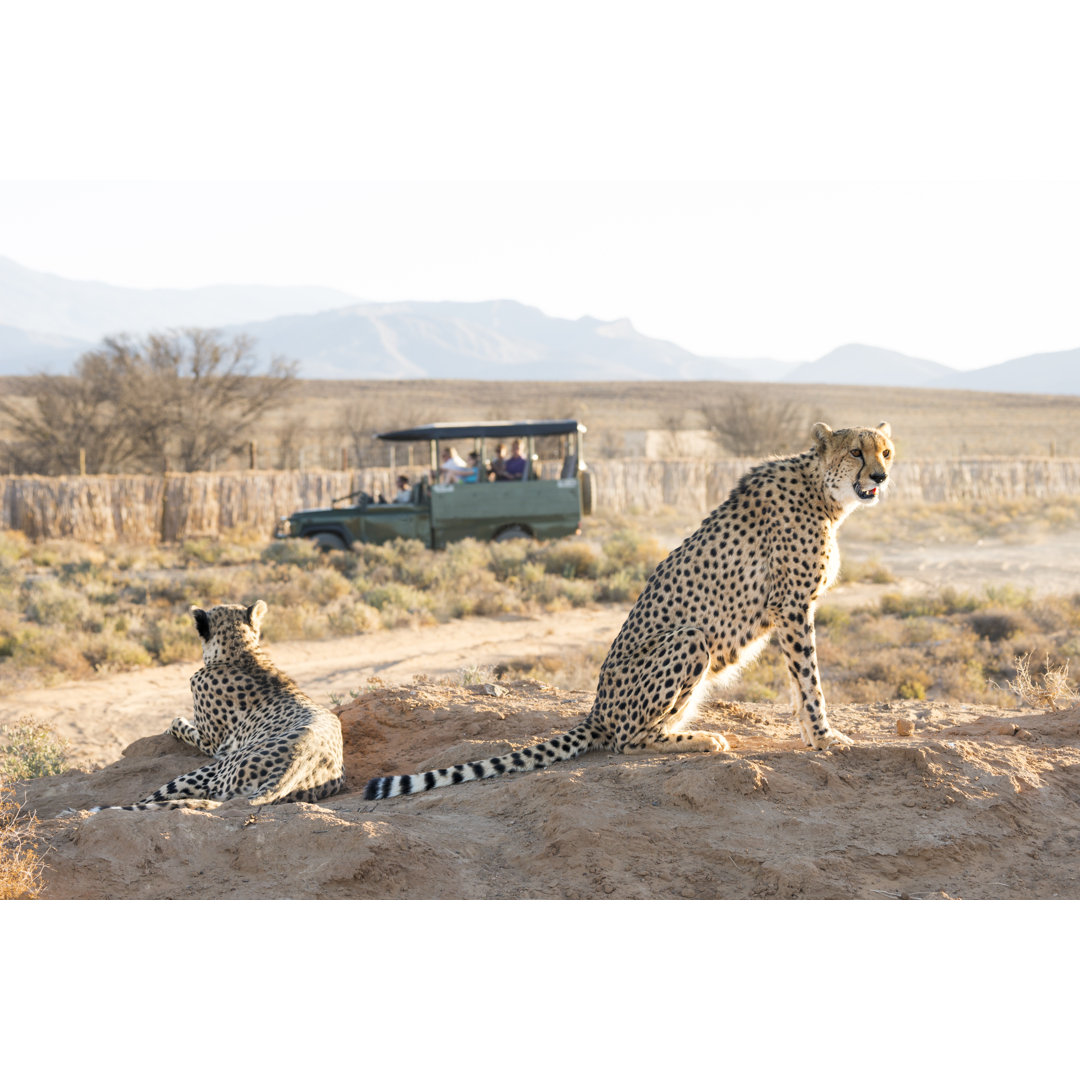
[854,481,879,501]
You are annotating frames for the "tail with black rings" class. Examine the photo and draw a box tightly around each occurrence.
[363,721,597,800]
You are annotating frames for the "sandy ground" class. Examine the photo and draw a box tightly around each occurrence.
[10,530,1080,900]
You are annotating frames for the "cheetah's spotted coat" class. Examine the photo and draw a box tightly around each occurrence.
[364,422,894,800]
[96,601,345,811]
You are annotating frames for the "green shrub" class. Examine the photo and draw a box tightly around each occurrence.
[596,568,644,604]
[22,579,95,629]
[0,531,30,562]
[146,611,202,664]
[0,717,69,781]
[602,528,667,578]
[542,539,604,580]
[897,679,927,700]
[82,631,154,673]
[968,610,1035,642]
[842,558,897,584]
[262,539,327,569]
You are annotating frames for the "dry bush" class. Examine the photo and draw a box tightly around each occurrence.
[1006,653,1079,711]
[968,610,1037,643]
[0,728,51,900]
[701,392,813,456]
[841,558,897,585]
[0,782,43,899]
[494,645,609,692]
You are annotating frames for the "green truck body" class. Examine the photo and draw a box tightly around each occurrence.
[276,419,592,550]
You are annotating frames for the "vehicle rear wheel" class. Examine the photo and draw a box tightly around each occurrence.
[308,531,349,551]
[579,468,594,515]
[494,524,532,541]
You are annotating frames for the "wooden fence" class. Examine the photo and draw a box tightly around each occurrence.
[2,458,1079,543]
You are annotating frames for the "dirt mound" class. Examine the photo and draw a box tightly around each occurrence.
[16,682,1080,899]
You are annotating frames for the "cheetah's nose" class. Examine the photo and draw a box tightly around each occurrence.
[869,471,887,483]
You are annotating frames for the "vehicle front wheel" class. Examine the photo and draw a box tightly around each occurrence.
[308,531,349,551]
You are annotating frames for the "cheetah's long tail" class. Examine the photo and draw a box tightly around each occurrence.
[88,798,224,813]
[363,720,598,800]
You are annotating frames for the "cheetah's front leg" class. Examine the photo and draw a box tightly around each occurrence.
[776,607,852,750]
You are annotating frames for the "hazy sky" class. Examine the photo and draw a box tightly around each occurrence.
[3,1,1078,370]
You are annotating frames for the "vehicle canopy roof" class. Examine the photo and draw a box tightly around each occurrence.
[375,419,586,442]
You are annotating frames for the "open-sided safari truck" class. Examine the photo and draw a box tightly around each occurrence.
[275,419,593,550]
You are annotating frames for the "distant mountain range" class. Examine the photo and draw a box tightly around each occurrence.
[0,255,356,372]
[0,255,1077,393]
[221,300,747,381]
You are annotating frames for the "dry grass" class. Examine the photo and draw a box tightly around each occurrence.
[495,584,1080,710]
[6,374,1080,473]
[0,782,43,899]
[0,716,70,899]
[150,377,1080,461]
[843,495,1080,546]
[1005,652,1079,711]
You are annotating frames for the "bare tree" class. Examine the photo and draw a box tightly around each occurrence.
[0,329,296,475]
[134,329,296,471]
[701,391,814,457]
[0,341,144,474]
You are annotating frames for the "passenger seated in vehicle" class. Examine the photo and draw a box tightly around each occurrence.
[489,443,511,481]
[439,446,472,483]
[504,439,527,480]
[392,475,412,503]
[462,452,481,483]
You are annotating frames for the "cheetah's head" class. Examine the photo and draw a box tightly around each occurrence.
[191,600,267,662]
[813,421,894,511]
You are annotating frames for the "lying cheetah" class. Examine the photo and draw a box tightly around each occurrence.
[95,601,345,811]
[364,421,894,800]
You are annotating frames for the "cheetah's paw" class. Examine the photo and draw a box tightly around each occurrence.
[813,729,854,750]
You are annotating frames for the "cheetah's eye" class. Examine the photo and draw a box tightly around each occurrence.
[849,448,862,458]
[882,449,891,459]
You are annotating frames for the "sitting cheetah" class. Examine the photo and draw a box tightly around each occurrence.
[364,421,894,800]
[95,600,345,811]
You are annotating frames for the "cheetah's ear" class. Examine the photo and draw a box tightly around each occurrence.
[246,599,268,630]
[812,422,832,449]
[876,421,892,438]
[191,607,211,641]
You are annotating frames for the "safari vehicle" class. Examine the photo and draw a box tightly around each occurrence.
[276,419,593,550]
